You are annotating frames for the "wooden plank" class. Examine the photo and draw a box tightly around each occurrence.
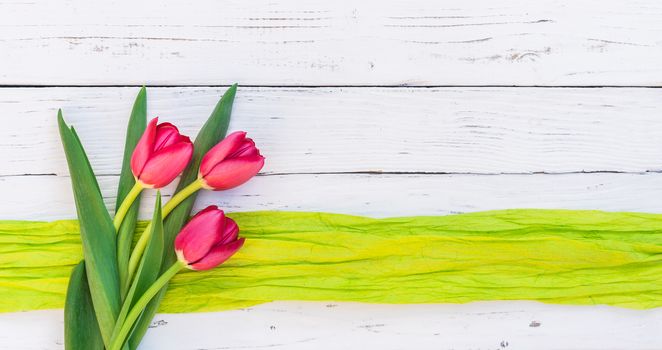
[1,301,661,350]
[2,87,662,177]
[3,172,662,220]
[1,0,661,86]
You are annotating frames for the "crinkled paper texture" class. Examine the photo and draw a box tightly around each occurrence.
[1,209,661,312]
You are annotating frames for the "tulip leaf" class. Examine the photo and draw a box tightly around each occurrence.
[64,89,145,349]
[111,193,163,349]
[58,111,120,348]
[128,84,237,349]
[117,87,147,296]
[64,262,104,350]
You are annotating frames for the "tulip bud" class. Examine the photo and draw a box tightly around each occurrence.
[131,118,193,188]
[174,206,245,270]
[198,131,265,191]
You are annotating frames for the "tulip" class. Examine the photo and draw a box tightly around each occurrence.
[113,118,193,231]
[175,205,245,270]
[131,117,193,189]
[109,206,244,350]
[198,131,265,191]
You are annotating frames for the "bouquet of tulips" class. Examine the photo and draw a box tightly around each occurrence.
[58,85,264,350]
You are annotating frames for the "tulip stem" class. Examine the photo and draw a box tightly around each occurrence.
[163,179,204,218]
[125,179,203,285]
[113,182,144,231]
[109,261,185,350]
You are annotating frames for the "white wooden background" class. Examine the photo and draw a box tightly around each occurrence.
[1,0,662,349]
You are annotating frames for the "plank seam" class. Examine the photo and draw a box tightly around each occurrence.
[1,85,661,89]
[3,170,662,178]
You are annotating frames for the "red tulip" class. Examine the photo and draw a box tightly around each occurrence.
[131,118,193,188]
[174,206,245,270]
[198,131,265,191]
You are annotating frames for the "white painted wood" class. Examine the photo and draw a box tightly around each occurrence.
[2,87,662,177]
[3,172,662,220]
[1,301,661,350]
[2,0,662,348]
[1,0,662,86]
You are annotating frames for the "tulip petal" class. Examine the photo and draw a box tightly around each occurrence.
[219,217,239,245]
[153,122,182,150]
[131,118,158,178]
[230,139,260,158]
[190,238,245,271]
[202,155,265,191]
[174,207,224,263]
[199,131,247,177]
[138,141,193,188]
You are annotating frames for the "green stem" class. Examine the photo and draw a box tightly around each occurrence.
[109,261,185,350]
[164,178,204,218]
[113,182,143,231]
[126,179,202,283]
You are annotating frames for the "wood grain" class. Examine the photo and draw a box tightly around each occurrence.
[1,0,661,86]
[2,302,661,350]
[2,87,662,177]
[2,1,661,348]
[3,172,662,220]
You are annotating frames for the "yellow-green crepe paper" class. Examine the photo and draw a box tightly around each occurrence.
[1,209,661,312]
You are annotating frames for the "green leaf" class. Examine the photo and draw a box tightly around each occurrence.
[117,87,147,296]
[64,89,145,349]
[58,111,121,348]
[111,192,163,349]
[128,84,237,349]
[64,262,104,350]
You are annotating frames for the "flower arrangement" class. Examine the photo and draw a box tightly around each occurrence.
[58,85,263,350]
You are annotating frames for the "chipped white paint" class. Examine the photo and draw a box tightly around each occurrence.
[1,302,662,350]
[2,87,662,177]
[1,0,662,348]
[3,173,662,221]
[1,0,662,86]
